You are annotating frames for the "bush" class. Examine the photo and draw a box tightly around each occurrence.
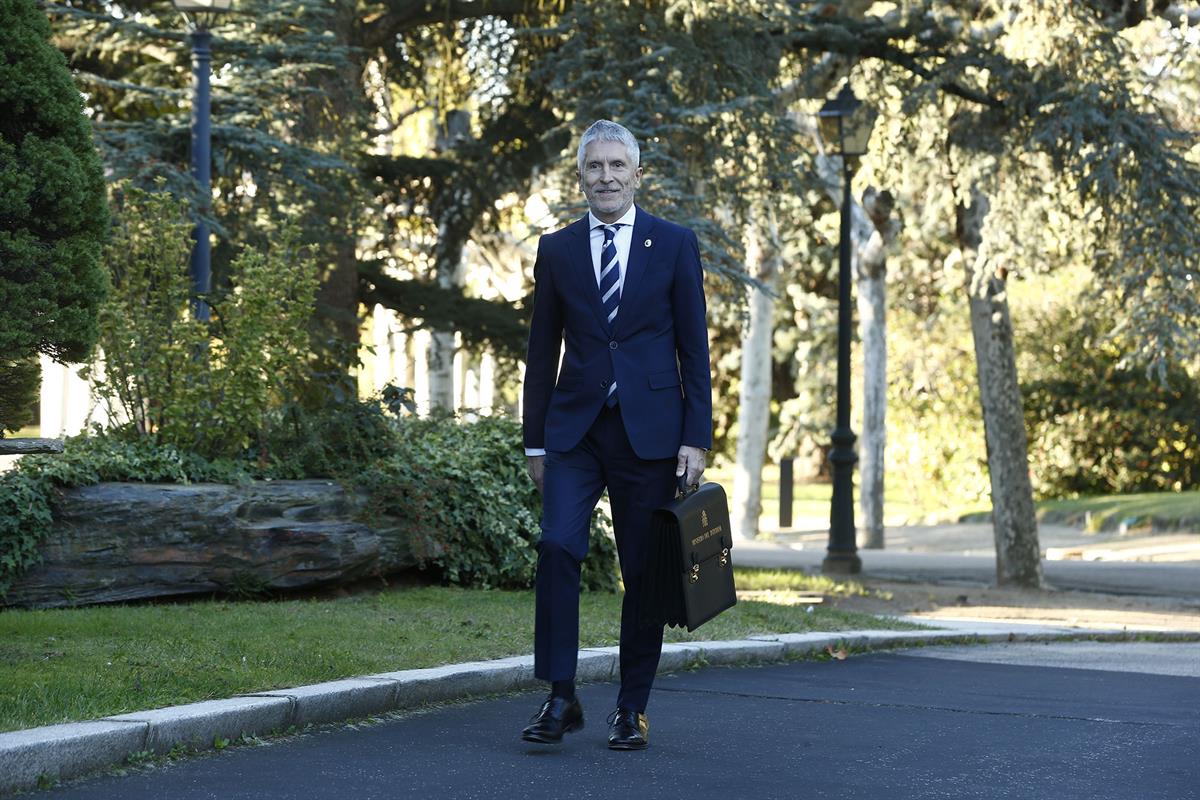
[1020,304,1200,497]
[87,186,318,459]
[357,414,617,592]
[0,410,619,597]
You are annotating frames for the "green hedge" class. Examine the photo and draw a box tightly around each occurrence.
[1021,305,1200,498]
[0,411,618,597]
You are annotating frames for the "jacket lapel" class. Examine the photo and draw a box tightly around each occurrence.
[565,215,612,335]
[614,206,658,336]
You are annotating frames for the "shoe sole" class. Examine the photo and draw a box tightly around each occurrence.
[521,719,584,744]
[607,740,648,751]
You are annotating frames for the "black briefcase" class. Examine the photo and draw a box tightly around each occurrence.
[640,479,736,632]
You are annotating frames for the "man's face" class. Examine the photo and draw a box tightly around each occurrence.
[578,140,642,223]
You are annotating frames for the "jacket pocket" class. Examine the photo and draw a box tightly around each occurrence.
[648,369,682,390]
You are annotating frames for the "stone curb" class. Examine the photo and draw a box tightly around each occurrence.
[2,621,1196,795]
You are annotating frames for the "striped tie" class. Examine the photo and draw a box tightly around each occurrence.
[599,224,622,407]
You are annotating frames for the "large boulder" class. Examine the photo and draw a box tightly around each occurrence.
[3,481,422,608]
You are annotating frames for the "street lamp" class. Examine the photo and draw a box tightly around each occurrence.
[173,0,233,321]
[817,82,877,575]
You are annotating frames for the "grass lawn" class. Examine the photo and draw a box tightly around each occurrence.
[1035,491,1200,532]
[0,569,911,733]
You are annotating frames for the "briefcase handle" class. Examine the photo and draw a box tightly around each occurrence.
[676,475,699,497]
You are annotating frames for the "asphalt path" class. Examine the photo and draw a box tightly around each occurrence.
[36,644,1200,800]
[732,542,1200,598]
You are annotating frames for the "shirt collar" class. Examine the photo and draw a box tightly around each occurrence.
[588,205,637,232]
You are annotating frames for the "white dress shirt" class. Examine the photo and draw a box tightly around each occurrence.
[588,206,636,292]
[526,206,637,457]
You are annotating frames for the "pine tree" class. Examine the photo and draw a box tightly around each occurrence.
[0,0,109,433]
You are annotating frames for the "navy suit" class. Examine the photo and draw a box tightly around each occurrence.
[522,206,712,712]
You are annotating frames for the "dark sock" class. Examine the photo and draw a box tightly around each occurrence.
[551,680,575,700]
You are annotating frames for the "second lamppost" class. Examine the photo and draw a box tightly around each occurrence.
[817,82,877,575]
[173,0,233,321]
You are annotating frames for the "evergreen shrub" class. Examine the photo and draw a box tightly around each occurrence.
[0,0,110,431]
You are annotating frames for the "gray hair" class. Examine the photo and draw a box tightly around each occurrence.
[576,120,640,175]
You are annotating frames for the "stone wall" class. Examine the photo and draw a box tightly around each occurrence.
[4,481,422,609]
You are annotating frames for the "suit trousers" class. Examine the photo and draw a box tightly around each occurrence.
[534,403,678,712]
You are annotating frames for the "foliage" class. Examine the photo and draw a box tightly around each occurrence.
[0,358,41,434]
[885,298,991,516]
[0,0,109,431]
[0,410,618,597]
[358,414,617,592]
[47,0,354,274]
[1021,301,1200,497]
[87,186,318,460]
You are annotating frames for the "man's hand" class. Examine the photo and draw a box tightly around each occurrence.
[676,445,706,487]
[527,455,546,494]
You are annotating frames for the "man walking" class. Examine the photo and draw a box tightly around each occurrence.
[521,119,712,750]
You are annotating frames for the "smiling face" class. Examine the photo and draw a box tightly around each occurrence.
[578,139,642,223]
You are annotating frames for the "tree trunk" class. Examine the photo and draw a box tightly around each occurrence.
[429,226,460,412]
[731,211,781,540]
[956,189,1043,588]
[427,112,475,412]
[856,188,896,549]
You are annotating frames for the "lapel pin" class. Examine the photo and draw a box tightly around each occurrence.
[644,239,652,248]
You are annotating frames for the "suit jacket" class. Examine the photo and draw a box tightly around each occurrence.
[522,206,713,461]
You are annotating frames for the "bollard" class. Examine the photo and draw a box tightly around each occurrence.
[779,457,794,529]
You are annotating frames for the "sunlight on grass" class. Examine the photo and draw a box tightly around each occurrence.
[732,567,869,597]
[1038,491,1200,532]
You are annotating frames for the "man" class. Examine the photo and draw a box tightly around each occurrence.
[521,119,712,750]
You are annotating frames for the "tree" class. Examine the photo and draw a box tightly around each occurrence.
[0,0,109,434]
[772,2,1199,586]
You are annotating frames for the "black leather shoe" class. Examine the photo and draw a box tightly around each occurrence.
[521,695,584,744]
[607,708,649,750]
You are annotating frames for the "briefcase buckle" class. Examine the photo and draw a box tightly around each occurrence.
[689,564,700,584]
[719,548,729,567]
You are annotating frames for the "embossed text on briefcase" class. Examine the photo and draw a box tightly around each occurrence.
[640,480,736,632]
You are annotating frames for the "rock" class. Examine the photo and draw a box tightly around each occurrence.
[3,481,422,609]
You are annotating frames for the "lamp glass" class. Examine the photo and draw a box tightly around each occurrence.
[841,105,878,156]
[817,83,877,157]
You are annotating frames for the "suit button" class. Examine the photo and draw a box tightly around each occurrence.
[601,380,609,388]
[609,341,618,350]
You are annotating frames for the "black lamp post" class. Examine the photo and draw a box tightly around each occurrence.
[817,82,877,575]
[173,0,233,321]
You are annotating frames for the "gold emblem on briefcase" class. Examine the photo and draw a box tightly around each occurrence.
[701,510,708,527]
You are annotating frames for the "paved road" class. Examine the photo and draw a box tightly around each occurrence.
[733,541,1200,599]
[38,643,1200,800]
